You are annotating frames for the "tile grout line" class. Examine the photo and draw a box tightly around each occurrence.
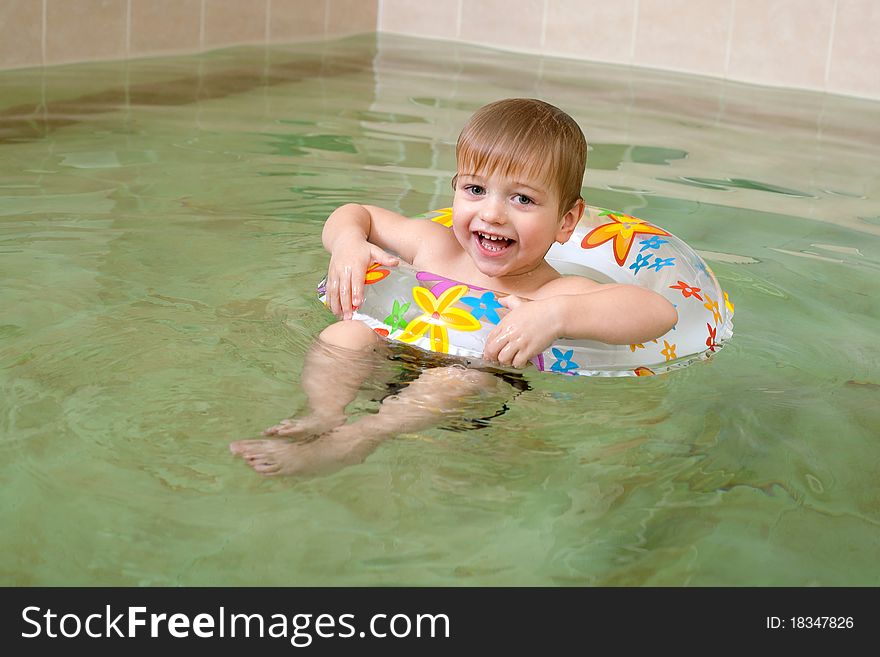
[723,0,736,79]
[41,0,47,64]
[266,0,272,43]
[199,0,206,50]
[125,0,131,57]
[540,0,549,49]
[823,0,838,91]
[629,0,640,64]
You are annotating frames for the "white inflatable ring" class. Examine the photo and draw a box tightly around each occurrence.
[318,206,734,377]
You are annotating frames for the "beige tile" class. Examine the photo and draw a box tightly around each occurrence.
[378,0,459,39]
[204,0,269,48]
[130,0,201,55]
[0,0,44,69]
[45,0,127,65]
[269,0,327,42]
[459,0,544,52]
[544,0,637,63]
[826,0,880,99]
[634,0,732,76]
[326,0,378,36]
[727,0,835,90]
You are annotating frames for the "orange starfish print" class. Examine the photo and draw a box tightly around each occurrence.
[581,210,671,267]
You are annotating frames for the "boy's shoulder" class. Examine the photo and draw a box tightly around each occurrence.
[365,205,458,264]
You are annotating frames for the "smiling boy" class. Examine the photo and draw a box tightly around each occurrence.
[230,98,677,475]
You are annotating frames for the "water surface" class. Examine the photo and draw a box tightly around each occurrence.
[1,34,878,586]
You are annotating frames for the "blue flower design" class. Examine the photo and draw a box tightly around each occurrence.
[461,291,502,324]
[550,348,580,374]
[638,236,668,252]
[628,252,652,275]
[649,256,676,271]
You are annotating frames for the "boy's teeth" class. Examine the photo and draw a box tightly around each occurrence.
[477,232,511,252]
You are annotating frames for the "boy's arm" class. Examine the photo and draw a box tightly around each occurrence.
[483,283,678,368]
[321,204,435,320]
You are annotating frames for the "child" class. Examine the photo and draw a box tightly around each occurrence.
[230,98,677,476]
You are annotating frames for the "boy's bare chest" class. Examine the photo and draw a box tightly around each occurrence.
[410,232,556,298]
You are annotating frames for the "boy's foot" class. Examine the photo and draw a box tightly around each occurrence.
[229,426,368,477]
[261,413,344,439]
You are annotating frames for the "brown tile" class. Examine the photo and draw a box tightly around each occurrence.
[204,0,269,48]
[45,0,127,65]
[544,0,638,63]
[130,0,202,55]
[326,0,378,36]
[826,0,880,99]
[269,0,327,42]
[727,0,835,90]
[378,0,459,40]
[0,0,44,69]
[634,0,732,76]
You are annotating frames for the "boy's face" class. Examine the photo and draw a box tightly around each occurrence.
[451,169,580,280]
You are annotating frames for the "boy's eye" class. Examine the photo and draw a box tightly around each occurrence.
[515,194,534,205]
[465,184,485,196]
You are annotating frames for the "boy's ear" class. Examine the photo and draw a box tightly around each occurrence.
[555,198,585,244]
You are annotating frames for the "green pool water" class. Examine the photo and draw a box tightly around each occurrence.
[1,34,878,586]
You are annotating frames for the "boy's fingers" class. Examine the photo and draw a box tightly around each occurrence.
[347,271,361,318]
[482,330,500,362]
[327,276,340,317]
[351,273,364,311]
[513,350,531,369]
[497,294,524,309]
[339,275,353,320]
[496,343,515,366]
[371,246,399,266]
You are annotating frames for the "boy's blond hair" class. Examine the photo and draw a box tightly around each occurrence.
[454,98,587,215]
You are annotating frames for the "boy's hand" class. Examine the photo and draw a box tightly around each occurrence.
[326,237,398,320]
[483,295,561,368]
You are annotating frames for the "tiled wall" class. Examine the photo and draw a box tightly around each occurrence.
[378,0,880,100]
[1,0,878,100]
[0,0,378,68]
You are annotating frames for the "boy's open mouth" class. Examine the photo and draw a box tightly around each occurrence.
[474,231,515,253]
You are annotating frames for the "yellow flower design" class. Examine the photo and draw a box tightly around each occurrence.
[661,340,677,361]
[581,211,671,266]
[398,284,481,353]
[429,207,454,228]
[724,291,735,315]
[703,292,722,325]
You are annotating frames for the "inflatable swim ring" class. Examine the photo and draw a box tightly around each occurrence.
[317,206,734,377]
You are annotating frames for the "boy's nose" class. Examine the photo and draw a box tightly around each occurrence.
[479,197,507,224]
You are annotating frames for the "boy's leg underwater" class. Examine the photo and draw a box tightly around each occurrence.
[230,365,504,476]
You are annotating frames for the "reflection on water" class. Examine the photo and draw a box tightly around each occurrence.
[0,34,878,586]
